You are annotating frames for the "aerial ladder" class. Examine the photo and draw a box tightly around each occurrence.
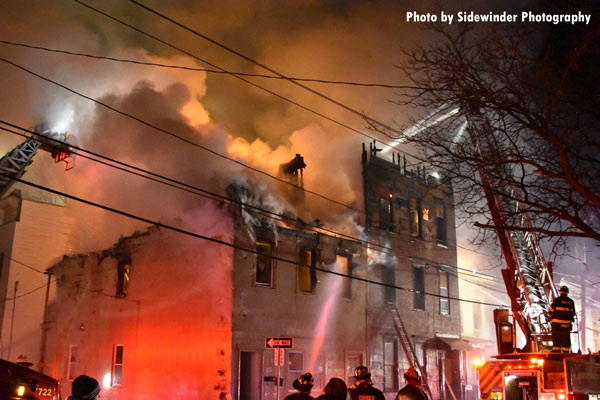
[463,103,600,400]
[0,124,73,199]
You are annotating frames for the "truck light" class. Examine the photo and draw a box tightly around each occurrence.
[530,358,537,364]
[537,359,544,366]
[557,394,566,400]
[17,385,25,396]
[473,358,483,368]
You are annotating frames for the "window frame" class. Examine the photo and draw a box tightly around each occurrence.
[409,198,422,239]
[435,201,447,245]
[413,265,426,311]
[335,254,352,299]
[112,344,124,387]
[382,264,396,305]
[67,344,78,381]
[383,337,399,392]
[297,247,318,294]
[438,266,450,315]
[254,240,275,288]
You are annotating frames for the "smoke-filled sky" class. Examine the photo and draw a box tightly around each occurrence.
[0,0,578,260]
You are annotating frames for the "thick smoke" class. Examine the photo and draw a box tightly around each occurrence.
[0,0,430,252]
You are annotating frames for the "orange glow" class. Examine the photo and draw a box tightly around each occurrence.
[473,358,483,368]
[17,386,25,396]
[506,365,512,369]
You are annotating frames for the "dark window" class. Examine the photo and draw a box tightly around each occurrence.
[116,262,130,298]
[112,344,124,386]
[384,338,399,391]
[413,266,425,310]
[439,268,450,315]
[298,248,318,293]
[379,196,392,230]
[334,255,352,299]
[255,241,274,287]
[436,202,447,245]
[410,198,421,238]
[67,344,78,381]
[382,265,396,304]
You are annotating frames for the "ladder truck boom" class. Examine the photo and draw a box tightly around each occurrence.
[0,125,73,198]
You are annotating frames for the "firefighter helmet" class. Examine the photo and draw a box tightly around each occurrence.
[293,372,314,391]
[354,365,371,381]
[71,375,100,400]
[404,367,421,383]
[559,285,569,293]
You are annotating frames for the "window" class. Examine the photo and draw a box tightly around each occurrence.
[379,196,392,230]
[67,344,78,381]
[116,262,130,297]
[112,344,124,386]
[334,255,352,299]
[345,352,363,385]
[382,265,396,304]
[255,241,274,287]
[410,198,421,238]
[439,268,450,315]
[435,202,447,245]
[298,248,317,293]
[384,338,399,391]
[413,266,425,310]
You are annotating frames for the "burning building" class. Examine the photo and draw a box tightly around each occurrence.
[8,143,465,400]
[41,220,234,399]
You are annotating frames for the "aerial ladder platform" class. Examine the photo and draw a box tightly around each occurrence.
[0,124,73,199]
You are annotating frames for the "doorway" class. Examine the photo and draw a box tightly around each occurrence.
[239,351,262,400]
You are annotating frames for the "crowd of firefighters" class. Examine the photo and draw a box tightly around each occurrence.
[284,365,428,400]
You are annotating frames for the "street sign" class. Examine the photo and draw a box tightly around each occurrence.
[265,336,293,349]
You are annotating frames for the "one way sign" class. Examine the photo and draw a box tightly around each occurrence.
[265,336,293,349]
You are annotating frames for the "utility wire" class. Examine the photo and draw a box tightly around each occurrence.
[0,40,421,90]
[128,0,403,138]
[0,121,503,282]
[0,55,362,214]
[0,171,506,308]
[73,0,413,146]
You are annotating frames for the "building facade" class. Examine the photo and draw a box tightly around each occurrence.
[42,221,234,399]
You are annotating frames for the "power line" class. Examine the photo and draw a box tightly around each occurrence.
[0,40,420,90]
[0,56,362,214]
[72,0,414,147]
[0,171,506,308]
[2,254,46,275]
[127,0,404,139]
[0,120,503,282]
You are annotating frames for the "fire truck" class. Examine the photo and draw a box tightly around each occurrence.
[464,105,600,400]
[0,358,60,399]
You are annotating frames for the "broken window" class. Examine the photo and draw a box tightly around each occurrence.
[112,344,124,386]
[435,202,447,245]
[255,241,274,287]
[384,338,399,391]
[439,267,450,315]
[382,264,396,305]
[410,198,421,238]
[116,262,130,298]
[413,266,425,310]
[334,255,352,299]
[67,344,78,381]
[379,196,392,230]
[298,248,318,293]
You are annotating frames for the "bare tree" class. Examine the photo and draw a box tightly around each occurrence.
[392,17,600,251]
